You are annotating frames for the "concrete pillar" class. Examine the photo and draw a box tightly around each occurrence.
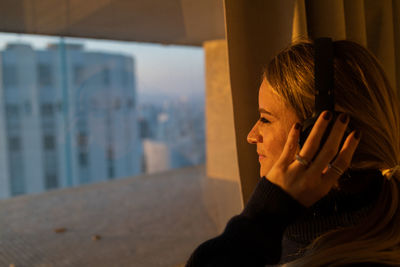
[203,40,243,231]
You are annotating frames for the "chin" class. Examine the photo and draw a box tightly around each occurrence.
[260,164,272,178]
[260,167,267,178]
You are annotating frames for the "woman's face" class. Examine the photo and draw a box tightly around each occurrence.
[247,78,300,178]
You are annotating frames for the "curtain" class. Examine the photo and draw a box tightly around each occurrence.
[224,0,400,204]
[294,0,400,97]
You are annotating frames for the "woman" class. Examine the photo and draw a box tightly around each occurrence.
[186,40,400,266]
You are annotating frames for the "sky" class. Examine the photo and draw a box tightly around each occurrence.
[0,32,205,103]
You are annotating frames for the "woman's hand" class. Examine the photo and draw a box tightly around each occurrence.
[266,111,361,207]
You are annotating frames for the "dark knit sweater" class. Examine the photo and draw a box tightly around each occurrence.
[186,170,387,267]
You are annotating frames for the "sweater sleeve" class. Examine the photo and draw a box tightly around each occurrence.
[185,177,307,267]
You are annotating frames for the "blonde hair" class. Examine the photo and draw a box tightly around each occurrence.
[265,40,400,266]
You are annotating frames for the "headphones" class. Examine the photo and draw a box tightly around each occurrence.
[299,38,352,159]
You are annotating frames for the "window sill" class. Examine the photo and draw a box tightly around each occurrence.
[0,164,219,267]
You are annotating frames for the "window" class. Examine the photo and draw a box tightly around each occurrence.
[10,173,25,195]
[8,136,21,151]
[5,104,19,118]
[0,33,205,200]
[78,152,88,167]
[38,63,53,87]
[114,98,121,110]
[127,98,134,109]
[108,165,114,179]
[77,133,88,147]
[73,65,84,85]
[24,101,32,115]
[107,147,114,160]
[56,101,63,112]
[139,118,151,139]
[102,68,110,85]
[122,70,129,87]
[9,153,25,196]
[45,173,58,190]
[3,64,18,87]
[43,135,55,150]
[41,103,54,117]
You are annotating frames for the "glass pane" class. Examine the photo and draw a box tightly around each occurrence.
[0,33,205,199]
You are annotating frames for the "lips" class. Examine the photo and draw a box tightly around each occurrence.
[258,153,266,160]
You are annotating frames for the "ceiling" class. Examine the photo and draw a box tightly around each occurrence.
[0,0,225,46]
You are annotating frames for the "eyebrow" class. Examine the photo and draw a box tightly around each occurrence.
[258,108,274,116]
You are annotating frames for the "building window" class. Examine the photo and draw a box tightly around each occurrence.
[43,135,55,150]
[73,65,84,85]
[10,172,25,196]
[139,119,150,139]
[45,173,58,189]
[41,103,54,117]
[78,152,88,167]
[122,70,129,86]
[5,104,19,118]
[127,99,134,109]
[107,146,114,179]
[8,136,21,151]
[38,63,53,87]
[102,68,110,85]
[56,101,63,112]
[111,98,120,110]
[10,153,25,196]
[3,64,18,87]
[24,101,32,115]
[77,133,88,147]
[107,147,114,160]
[108,165,114,179]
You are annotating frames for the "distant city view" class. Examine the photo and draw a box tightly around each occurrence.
[0,36,205,199]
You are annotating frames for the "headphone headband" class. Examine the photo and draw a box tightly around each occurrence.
[314,38,335,114]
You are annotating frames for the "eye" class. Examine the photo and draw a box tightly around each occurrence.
[259,117,270,124]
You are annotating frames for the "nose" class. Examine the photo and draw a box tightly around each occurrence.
[247,122,262,144]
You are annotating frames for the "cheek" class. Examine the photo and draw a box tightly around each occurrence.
[259,133,288,177]
[263,134,287,158]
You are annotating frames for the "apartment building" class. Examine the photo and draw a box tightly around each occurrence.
[0,42,142,198]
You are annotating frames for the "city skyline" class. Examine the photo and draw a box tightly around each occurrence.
[0,32,205,102]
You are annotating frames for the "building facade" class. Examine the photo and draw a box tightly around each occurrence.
[0,42,142,199]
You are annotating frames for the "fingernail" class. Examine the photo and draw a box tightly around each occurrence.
[354,130,361,139]
[323,111,332,120]
[339,113,349,123]
[295,123,302,130]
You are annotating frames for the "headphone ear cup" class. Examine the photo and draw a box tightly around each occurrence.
[299,116,317,148]
[299,112,335,160]
[299,112,352,161]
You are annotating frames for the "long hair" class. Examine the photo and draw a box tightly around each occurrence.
[265,40,400,266]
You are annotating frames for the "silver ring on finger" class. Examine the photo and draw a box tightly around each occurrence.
[328,163,344,176]
[295,154,310,167]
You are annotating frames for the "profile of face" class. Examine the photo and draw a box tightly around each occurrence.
[247,78,300,178]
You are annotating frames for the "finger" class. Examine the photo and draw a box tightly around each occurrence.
[312,113,350,172]
[276,122,301,168]
[322,130,361,186]
[297,110,333,164]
